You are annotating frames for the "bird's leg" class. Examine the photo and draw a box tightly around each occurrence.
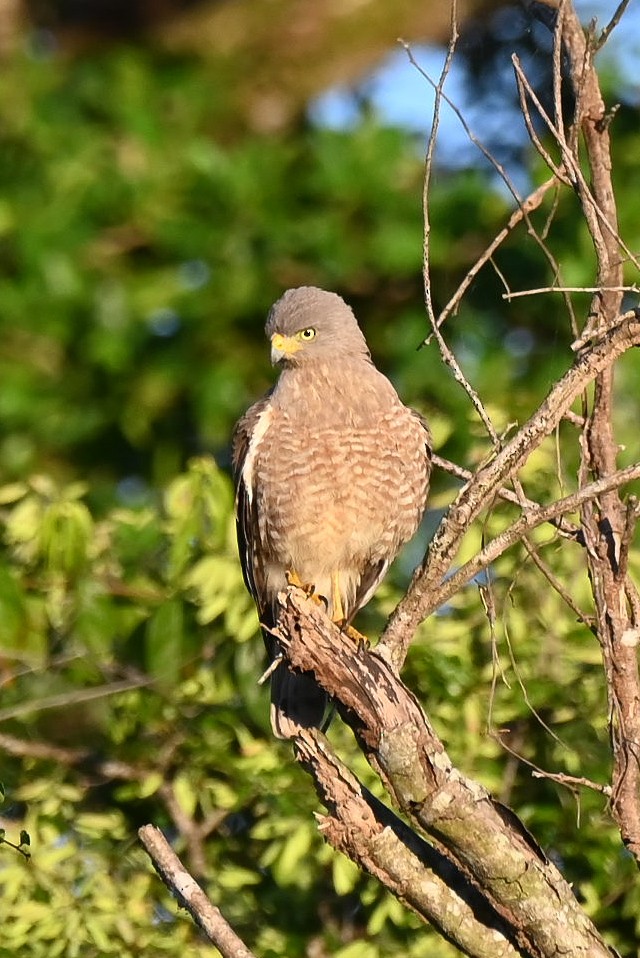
[330,571,345,623]
[330,571,369,651]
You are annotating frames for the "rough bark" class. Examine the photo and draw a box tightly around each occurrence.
[276,590,615,958]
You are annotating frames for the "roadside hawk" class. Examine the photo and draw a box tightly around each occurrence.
[232,287,431,738]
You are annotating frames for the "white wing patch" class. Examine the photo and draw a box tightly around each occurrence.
[241,404,274,506]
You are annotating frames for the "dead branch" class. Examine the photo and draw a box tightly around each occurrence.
[427,461,640,614]
[0,676,152,722]
[503,285,638,300]
[435,177,559,327]
[276,589,615,958]
[380,310,640,667]
[407,15,500,446]
[139,824,257,958]
[595,0,632,49]
[295,730,524,958]
[543,0,640,864]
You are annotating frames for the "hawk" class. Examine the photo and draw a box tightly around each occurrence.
[232,287,431,738]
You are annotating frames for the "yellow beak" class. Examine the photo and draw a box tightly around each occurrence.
[270,332,302,365]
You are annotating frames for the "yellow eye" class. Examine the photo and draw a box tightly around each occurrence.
[297,327,316,341]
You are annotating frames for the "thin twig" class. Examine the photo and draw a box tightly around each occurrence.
[521,536,592,627]
[503,285,638,300]
[404,23,500,447]
[0,676,151,723]
[513,56,568,184]
[410,0,457,329]
[422,462,640,616]
[491,730,612,797]
[435,177,559,328]
[595,0,632,49]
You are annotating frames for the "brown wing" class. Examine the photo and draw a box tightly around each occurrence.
[232,394,329,738]
[231,393,273,618]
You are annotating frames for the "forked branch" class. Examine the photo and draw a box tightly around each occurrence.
[277,589,615,958]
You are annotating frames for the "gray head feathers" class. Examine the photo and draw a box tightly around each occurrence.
[265,287,371,366]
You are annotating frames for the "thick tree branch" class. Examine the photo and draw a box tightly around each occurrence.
[276,589,615,958]
[295,730,524,958]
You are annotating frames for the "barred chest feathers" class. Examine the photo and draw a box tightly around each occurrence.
[251,361,430,609]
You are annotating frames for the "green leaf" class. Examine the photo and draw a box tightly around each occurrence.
[0,482,27,505]
[145,598,184,689]
[332,853,361,896]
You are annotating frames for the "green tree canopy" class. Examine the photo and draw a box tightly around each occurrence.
[1,2,640,956]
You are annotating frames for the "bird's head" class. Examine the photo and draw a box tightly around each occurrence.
[265,287,371,368]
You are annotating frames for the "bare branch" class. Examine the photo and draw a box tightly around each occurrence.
[295,730,523,958]
[403,20,500,446]
[491,730,612,797]
[426,462,640,615]
[138,825,257,958]
[0,676,151,723]
[408,0,458,330]
[554,0,640,864]
[503,285,638,300]
[276,590,615,958]
[380,310,640,667]
[521,536,592,627]
[595,0,633,50]
[435,177,559,328]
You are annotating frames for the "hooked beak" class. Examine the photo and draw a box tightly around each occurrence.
[270,332,302,365]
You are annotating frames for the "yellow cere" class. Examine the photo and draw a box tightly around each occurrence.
[270,332,302,355]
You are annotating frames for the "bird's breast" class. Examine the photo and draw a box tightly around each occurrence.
[253,402,429,580]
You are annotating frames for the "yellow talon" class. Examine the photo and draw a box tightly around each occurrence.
[344,623,370,654]
[285,569,305,589]
[286,569,323,606]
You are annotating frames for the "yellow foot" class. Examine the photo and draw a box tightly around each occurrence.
[285,570,325,608]
[338,622,370,653]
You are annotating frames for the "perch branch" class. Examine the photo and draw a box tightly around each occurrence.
[276,589,615,958]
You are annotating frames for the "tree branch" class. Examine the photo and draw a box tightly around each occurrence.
[380,310,640,667]
[553,0,640,864]
[138,824,257,958]
[295,729,524,958]
[427,461,640,615]
[276,589,615,958]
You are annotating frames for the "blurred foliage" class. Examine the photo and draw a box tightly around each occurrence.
[1,8,640,958]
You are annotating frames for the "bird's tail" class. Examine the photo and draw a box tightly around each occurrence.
[262,627,327,739]
[269,660,328,740]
